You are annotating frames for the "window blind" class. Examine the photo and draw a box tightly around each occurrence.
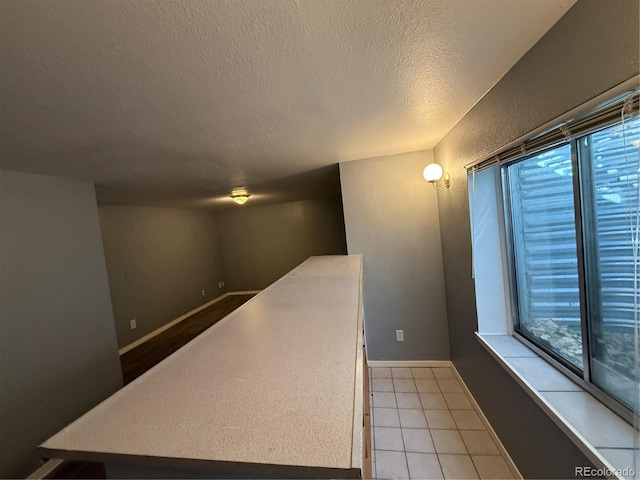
[466,91,639,174]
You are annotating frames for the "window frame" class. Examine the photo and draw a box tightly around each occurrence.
[500,114,639,425]
[501,143,585,378]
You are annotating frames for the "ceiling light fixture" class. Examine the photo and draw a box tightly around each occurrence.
[230,193,250,205]
[423,163,450,190]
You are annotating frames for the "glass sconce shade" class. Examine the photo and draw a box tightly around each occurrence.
[423,163,444,182]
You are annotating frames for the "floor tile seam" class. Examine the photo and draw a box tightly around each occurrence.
[471,453,513,457]
[404,448,436,454]
[405,451,446,480]
[371,400,376,451]
[418,391,446,410]
[430,429,472,456]
[398,400,411,480]
[410,423,437,452]
[458,432,503,459]
[376,400,444,480]
[391,367,413,380]
[379,425,483,431]
[394,389,418,413]
[376,425,447,431]
[429,427,489,431]
[437,452,483,480]
[381,381,515,478]
[369,370,376,454]
[404,381,446,395]
[370,441,411,478]
[402,439,443,480]
[411,377,437,381]
[373,368,512,479]
[434,377,460,391]
[371,449,376,479]
[453,381,506,468]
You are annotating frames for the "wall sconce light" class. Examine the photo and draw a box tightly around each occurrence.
[230,189,250,205]
[423,163,450,190]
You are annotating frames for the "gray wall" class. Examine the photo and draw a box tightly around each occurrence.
[99,206,226,348]
[217,197,347,291]
[340,150,449,361]
[0,170,123,478]
[433,1,639,478]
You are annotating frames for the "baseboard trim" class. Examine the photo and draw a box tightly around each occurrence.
[367,360,453,368]
[26,458,65,479]
[451,365,524,480]
[118,291,260,355]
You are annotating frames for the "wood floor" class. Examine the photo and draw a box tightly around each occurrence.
[120,293,255,385]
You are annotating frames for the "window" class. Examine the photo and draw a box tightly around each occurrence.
[505,143,584,370]
[501,94,639,420]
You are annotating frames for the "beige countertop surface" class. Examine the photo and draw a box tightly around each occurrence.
[39,255,364,473]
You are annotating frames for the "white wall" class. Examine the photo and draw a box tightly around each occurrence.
[0,170,123,478]
[339,150,450,360]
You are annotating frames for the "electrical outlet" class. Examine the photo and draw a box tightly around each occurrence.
[222,281,225,287]
[396,329,404,342]
[218,281,222,288]
[130,319,137,330]
[201,289,205,296]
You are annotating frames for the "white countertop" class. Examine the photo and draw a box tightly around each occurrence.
[40,255,364,474]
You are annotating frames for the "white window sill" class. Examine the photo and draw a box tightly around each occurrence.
[476,333,639,480]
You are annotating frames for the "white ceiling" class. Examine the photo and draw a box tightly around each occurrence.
[0,0,575,210]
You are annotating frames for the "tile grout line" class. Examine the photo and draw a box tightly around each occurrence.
[372,366,513,480]
[439,366,480,479]
[404,373,416,479]
[413,369,444,480]
[446,365,482,479]
[395,369,411,479]
[415,368,446,479]
[369,370,376,480]
[450,364,523,479]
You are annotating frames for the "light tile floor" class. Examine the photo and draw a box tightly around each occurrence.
[369,366,516,480]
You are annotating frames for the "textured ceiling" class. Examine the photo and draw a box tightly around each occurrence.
[0,0,575,209]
